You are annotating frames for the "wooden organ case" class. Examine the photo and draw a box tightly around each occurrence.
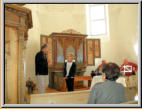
[41,29,87,90]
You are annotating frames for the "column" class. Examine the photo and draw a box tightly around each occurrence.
[17,29,25,104]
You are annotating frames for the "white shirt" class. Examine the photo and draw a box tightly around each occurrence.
[66,62,73,77]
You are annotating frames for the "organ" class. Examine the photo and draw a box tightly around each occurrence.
[41,29,87,90]
[41,29,101,90]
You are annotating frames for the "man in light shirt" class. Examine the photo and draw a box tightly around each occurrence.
[64,53,76,91]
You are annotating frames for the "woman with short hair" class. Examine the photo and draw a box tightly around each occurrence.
[88,62,126,104]
[64,53,76,91]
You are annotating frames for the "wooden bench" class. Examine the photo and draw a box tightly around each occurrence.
[121,100,138,104]
[30,90,138,104]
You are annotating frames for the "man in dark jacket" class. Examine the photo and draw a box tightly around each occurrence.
[35,44,48,93]
[64,53,76,91]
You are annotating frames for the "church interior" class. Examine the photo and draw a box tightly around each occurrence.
[4,4,139,105]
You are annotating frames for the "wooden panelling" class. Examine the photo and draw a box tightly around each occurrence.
[86,40,94,66]
[94,39,101,58]
[86,39,101,65]
[47,37,53,66]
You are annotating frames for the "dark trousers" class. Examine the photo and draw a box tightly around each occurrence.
[66,78,74,91]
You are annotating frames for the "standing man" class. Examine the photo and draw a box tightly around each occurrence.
[35,44,48,94]
[64,53,76,91]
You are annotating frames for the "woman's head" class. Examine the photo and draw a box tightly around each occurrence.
[66,53,74,62]
[102,62,120,81]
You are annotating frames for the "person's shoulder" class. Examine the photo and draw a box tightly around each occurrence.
[115,82,125,89]
[92,82,104,90]
[36,51,43,57]
[73,62,76,65]
[117,82,124,87]
[36,51,42,54]
[64,62,67,66]
[120,63,125,67]
[96,82,104,86]
[36,51,40,56]
[129,62,137,65]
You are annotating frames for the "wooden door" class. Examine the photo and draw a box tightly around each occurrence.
[5,26,18,104]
